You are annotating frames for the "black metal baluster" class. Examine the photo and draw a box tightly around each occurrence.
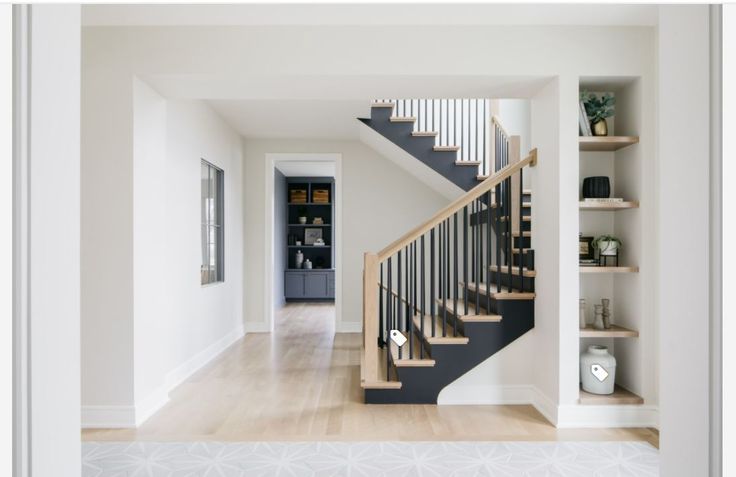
[379,263,384,347]
[486,190,492,311]
[439,221,443,337]
[443,218,448,337]
[495,183,502,293]
[397,250,402,359]
[506,178,513,291]
[453,214,459,336]
[407,245,413,359]
[430,228,436,338]
[463,206,468,315]
[471,200,476,284]
[482,100,487,175]
[386,257,392,379]
[475,198,481,312]
[519,168,525,292]
[420,235,425,358]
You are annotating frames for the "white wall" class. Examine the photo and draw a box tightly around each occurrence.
[243,139,449,331]
[657,6,711,476]
[82,70,245,425]
[16,5,81,475]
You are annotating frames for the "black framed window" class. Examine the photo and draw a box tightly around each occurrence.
[201,160,224,285]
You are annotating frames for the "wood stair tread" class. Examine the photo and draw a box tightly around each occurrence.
[435,299,502,322]
[500,216,531,222]
[412,131,439,137]
[411,313,469,344]
[503,231,531,237]
[488,265,536,277]
[462,281,536,300]
[371,102,395,108]
[489,202,532,209]
[434,145,460,152]
[390,116,417,123]
[455,161,481,166]
[511,248,533,254]
[389,332,435,367]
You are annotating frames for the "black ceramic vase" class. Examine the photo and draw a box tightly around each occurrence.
[582,176,611,199]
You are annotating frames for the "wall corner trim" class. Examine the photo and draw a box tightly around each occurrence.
[336,321,362,333]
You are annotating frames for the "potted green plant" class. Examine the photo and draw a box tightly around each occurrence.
[297,206,308,224]
[592,234,622,256]
[581,91,615,136]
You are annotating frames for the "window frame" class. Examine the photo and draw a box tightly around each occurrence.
[201,159,224,285]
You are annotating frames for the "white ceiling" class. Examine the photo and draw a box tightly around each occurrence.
[147,75,550,139]
[82,4,659,27]
[275,161,336,177]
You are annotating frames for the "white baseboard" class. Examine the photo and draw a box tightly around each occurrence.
[437,384,534,405]
[81,405,137,429]
[244,321,270,333]
[556,404,659,429]
[82,325,245,429]
[437,384,656,429]
[336,321,362,333]
[165,325,244,391]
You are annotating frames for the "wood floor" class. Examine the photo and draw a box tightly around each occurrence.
[82,303,658,446]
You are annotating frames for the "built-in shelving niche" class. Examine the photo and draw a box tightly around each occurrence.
[577,77,650,408]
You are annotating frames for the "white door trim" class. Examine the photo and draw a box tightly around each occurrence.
[264,153,343,332]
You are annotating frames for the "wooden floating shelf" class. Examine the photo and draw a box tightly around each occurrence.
[580,324,639,338]
[579,201,639,210]
[580,266,639,274]
[288,202,331,205]
[579,384,644,405]
[579,136,639,151]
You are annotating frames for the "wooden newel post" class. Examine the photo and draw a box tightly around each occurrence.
[363,252,379,383]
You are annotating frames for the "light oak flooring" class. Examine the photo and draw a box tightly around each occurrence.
[82,303,658,447]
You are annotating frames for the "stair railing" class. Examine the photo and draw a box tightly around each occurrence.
[376,99,492,175]
[362,148,538,385]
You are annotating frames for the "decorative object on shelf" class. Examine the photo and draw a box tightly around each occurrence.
[579,299,587,329]
[288,234,296,246]
[582,176,611,199]
[312,217,324,225]
[295,250,304,269]
[593,234,622,266]
[593,304,605,330]
[579,234,595,261]
[303,259,312,270]
[313,238,326,246]
[578,99,592,137]
[304,228,323,245]
[312,189,330,204]
[580,345,617,395]
[295,240,302,246]
[290,189,307,203]
[581,91,615,137]
[297,206,308,224]
[601,298,612,329]
[583,197,623,203]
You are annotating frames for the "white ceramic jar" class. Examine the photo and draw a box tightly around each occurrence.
[580,345,616,394]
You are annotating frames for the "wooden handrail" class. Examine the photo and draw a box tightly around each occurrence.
[491,115,511,138]
[376,148,537,262]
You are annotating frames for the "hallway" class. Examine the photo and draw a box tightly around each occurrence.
[82,303,658,445]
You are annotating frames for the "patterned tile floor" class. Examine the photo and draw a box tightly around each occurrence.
[82,441,659,476]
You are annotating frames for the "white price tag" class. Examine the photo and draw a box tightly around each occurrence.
[590,364,609,382]
[390,330,407,347]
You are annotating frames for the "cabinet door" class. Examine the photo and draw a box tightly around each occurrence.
[327,272,335,298]
[304,273,328,298]
[285,272,305,298]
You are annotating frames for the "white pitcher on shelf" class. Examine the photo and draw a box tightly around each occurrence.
[295,250,304,269]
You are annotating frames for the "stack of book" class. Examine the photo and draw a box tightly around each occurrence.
[583,198,623,203]
[579,101,592,136]
[579,259,599,267]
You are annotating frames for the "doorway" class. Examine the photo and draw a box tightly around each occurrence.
[264,153,343,333]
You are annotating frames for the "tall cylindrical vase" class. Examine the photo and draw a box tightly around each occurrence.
[593,304,605,330]
[579,299,587,329]
[601,298,611,329]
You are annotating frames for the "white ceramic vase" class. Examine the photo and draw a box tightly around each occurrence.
[580,345,616,395]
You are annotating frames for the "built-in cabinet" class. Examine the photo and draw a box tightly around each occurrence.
[284,177,335,301]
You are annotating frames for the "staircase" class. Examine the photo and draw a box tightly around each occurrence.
[359,99,538,404]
